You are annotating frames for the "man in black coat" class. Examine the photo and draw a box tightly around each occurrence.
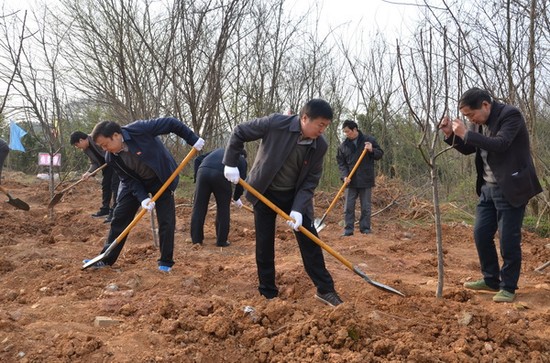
[0,138,9,185]
[440,87,542,303]
[70,131,120,222]
[190,148,247,247]
[336,120,383,236]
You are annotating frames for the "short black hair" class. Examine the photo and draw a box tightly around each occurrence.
[91,121,122,142]
[299,98,333,121]
[342,120,358,130]
[459,88,493,109]
[69,131,88,145]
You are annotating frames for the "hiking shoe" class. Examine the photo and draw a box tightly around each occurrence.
[463,279,499,292]
[91,209,109,218]
[493,290,515,303]
[315,292,343,307]
[217,241,231,247]
[158,265,172,273]
[82,259,108,269]
[341,231,353,237]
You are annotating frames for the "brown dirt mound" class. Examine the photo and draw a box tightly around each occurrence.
[0,171,548,362]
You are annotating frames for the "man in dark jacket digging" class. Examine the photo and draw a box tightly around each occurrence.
[83,118,204,272]
[70,131,120,223]
[336,120,383,236]
[223,98,343,307]
[190,148,248,247]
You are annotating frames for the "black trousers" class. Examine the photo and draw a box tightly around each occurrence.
[101,166,120,212]
[254,189,336,298]
[190,168,232,245]
[101,179,176,267]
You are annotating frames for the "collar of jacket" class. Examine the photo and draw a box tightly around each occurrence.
[345,130,365,145]
[486,101,505,128]
[289,115,319,149]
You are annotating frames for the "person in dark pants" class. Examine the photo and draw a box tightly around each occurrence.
[0,138,9,185]
[70,131,120,223]
[83,118,204,272]
[190,148,247,247]
[440,88,542,303]
[223,98,343,307]
[336,120,383,236]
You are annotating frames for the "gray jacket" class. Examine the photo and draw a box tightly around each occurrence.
[223,113,327,219]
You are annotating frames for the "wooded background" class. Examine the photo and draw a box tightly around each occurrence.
[1,0,549,227]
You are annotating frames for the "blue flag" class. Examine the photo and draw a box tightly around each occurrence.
[9,119,27,152]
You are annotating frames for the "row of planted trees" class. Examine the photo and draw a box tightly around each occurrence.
[0,2,549,238]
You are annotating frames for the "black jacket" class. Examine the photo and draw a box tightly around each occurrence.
[336,131,383,188]
[194,148,247,201]
[445,101,542,207]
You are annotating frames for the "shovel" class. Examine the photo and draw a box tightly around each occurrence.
[0,185,30,211]
[314,146,368,232]
[149,193,159,248]
[238,178,404,297]
[48,163,108,209]
[82,147,198,270]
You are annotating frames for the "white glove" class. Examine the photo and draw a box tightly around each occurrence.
[141,198,155,212]
[287,211,303,231]
[193,137,205,151]
[224,166,240,184]
[233,199,243,208]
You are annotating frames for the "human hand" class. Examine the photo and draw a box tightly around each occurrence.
[224,166,240,184]
[451,118,467,138]
[287,211,303,231]
[439,116,453,137]
[232,199,243,208]
[344,177,351,185]
[193,138,205,151]
[364,142,372,152]
[141,197,155,212]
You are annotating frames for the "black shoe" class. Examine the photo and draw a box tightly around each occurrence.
[341,231,353,237]
[92,209,109,218]
[217,241,231,247]
[360,229,371,234]
[315,292,343,307]
[103,210,114,223]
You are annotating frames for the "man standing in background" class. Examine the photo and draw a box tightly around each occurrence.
[0,138,9,184]
[336,120,383,236]
[440,87,542,303]
[71,131,119,223]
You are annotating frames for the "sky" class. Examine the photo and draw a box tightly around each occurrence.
[2,0,421,39]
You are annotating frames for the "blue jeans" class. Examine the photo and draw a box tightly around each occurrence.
[474,184,525,293]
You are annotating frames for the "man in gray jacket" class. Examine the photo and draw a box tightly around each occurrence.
[223,99,343,307]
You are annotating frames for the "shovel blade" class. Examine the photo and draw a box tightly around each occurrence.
[7,197,30,211]
[353,265,405,297]
[48,193,64,209]
[314,219,326,232]
[81,241,118,270]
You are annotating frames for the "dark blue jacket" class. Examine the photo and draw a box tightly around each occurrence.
[106,117,199,202]
[194,148,247,200]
